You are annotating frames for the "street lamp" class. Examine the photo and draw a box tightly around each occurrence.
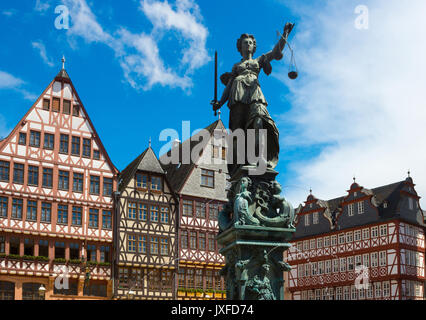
[127,289,136,300]
[38,285,46,300]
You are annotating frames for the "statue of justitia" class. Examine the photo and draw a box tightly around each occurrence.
[212,22,295,176]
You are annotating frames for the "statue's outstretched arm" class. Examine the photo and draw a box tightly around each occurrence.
[262,22,295,64]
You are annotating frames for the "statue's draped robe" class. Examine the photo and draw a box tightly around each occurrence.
[227,50,282,175]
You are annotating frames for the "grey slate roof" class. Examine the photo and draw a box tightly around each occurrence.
[160,120,222,193]
[56,68,70,80]
[119,147,164,191]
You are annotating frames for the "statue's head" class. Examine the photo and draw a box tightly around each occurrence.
[237,34,257,56]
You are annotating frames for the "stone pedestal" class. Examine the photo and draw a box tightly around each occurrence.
[217,225,295,300]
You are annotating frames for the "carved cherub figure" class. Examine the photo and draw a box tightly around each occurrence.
[234,177,260,226]
[270,181,295,228]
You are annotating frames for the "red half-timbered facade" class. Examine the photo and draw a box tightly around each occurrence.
[161,120,228,300]
[286,177,425,300]
[0,66,118,300]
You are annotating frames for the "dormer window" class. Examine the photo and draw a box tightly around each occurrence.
[358,201,364,214]
[354,192,357,197]
[304,214,310,226]
[383,201,388,209]
[313,212,319,225]
[151,176,162,191]
[136,174,147,189]
[348,203,354,216]
[408,197,414,210]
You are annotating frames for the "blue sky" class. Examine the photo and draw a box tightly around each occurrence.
[1,0,426,211]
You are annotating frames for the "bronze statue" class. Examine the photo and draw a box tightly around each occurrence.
[212,23,295,175]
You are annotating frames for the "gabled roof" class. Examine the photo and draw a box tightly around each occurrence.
[0,67,118,175]
[160,120,224,193]
[119,147,165,191]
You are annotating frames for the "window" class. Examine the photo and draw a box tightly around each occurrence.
[44,133,54,150]
[196,202,206,219]
[346,232,353,243]
[303,241,309,251]
[102,210,112,230]
[0,197,7,218]
[304,214,310,227]
[317,238,323,249]
[90,176,100,195]
[9,237,20,255]
[12,199,23,219]
[371,226,378,238]
[318,261,324,274]
[150,237,159,254]
[83,138,91,157]
[41,168,53,188]
[71,136,80,156]
[355,255,362,267]
[128,202,136,219]
[138,236,146,254]
[89,209,99,228]
[26,200,37,221]
[208,234,215,251]
[73,173,83,193]
[181,231,188,249]
[313,212,319,224]
[183,200,193,216]
[340,258,346,272]
[103,178,113,197]
[332,259,339,273]
[72,206,82,226]
[38,240,49,258]
[55,241,65,259]
[371,252,378,268]
[151,176,162,191]
[201,169,214,187]
[209,204,219,220]
[136,174,147,188]
[0,161,10,183]
[87,244,96,261]
[138,204,147,221]
[19,132,27,145]
[338,234,345,245]
[27,166,39,186]
[29,131,41,147]
[199,233,206,251]
[362,228,370,240]
[374,282,382,299]
[93,150,100,160]
[150,206,159,222]
[57,205,68,225]
[354,230,361,241]
[63,100,71,114]
[331,235,337,246]
[60,134,69,154]
[52,98,60,112]
[100,246,110,263]
[190,232,197,249]
[325,260,331,274]
[310,239,316,250]
[160,207,169,223]
[43,98,50,110]
[73,105,79,117]
[347,256,354,271]
[348,203,354,216]
[358,201,364,214]
[383,281,390,298]
[70,243,80,260]
[380,225,388,237]
[24,238,34,256]
[379,251,387,267]
[0,236,5,253]
[58,171,69,190]
[408,197,414,210]
[13,163,24,184]
[160,238,168,255]
[41,203,51,223]
[363,253,370,267]
[128,235,136,252]
[23,283,44,300]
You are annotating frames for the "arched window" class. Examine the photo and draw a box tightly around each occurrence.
[0,281,15,300]
[22,283,44,300]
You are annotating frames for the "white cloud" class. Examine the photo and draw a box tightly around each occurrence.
[276,0,426,207]
[35,0,51,13]
[32,41,55,67]
[0,71,36,101]
[0,71,24,89]
[62,0,208,90]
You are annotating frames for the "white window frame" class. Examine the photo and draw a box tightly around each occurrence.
[324,236,330,247]
[371,226,378,238]
[338,234,345,245]
[348,203,354,216]
[333,259,339,273]
[317,237,323,249]
[310,239,316,250]
[354,230,361,241]
[318,261,324,275]
[380,225,388,237]
[383,281,390,298]
[374,282,382,299]
[340,257,346,272]
[379,251,387,267]
[371,252,379,268]
[347,256,354,271]
[313,211,319,225]
[363,253,370,267]
[355,255,362,267]
[325,260,331,274]
[358,200,365,214]
[331,235,337,246]
[362,228,370,240]
[346,232,353,243]
[305,214,310,226]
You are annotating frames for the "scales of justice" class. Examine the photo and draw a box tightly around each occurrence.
[211,22,298,300]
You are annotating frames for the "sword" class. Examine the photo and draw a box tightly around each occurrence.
[211,51,218,116]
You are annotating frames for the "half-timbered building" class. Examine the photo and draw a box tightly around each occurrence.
[114,146,178,299]
[160,120,228,300]
[286,176,426,300]
[0,63,118,300]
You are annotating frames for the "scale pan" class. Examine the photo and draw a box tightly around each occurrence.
[288,71,298,80]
